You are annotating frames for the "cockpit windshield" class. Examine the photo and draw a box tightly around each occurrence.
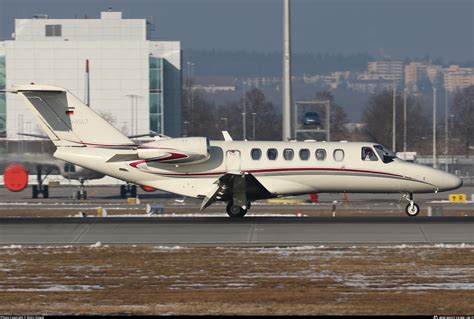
[374,145,398,163]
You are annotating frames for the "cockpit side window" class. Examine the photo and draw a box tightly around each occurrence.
[361,147,378,161]
[374,144,397,163]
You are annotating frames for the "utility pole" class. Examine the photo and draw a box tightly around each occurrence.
[282,0,292,141]
[433,87,437,169]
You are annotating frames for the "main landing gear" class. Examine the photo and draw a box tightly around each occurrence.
[120,184,137,199]
[75,178,87,200]
[226,201,250,218]
[403,193,420,217]
[32,165,51,199]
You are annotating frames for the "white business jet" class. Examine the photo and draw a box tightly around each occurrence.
[10,85,462,217]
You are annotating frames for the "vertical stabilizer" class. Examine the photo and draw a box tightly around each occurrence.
[13,85,134,147]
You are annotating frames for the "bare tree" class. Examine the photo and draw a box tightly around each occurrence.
[362,90,430,152]
[452,85,474,157]
[315,91,350,141]
[217,88,281,141]
[182,80,219,138]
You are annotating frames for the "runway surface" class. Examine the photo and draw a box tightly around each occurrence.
[1,216,473,246]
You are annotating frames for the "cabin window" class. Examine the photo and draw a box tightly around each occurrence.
[361,147,378,161]
[299,149,310,160]
[283,148,294,160]
[315,149,326,161]
[267,148,278,160]
[333,149,345,162]
[251,148,262,160]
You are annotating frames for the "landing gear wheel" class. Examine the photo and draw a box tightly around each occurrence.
[226,202,247,218]
[43,185,49,199]
[32,185,38,199]
[405,203,420,217]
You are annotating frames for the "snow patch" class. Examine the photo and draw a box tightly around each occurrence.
[0,245,22,249]
[89,242,102,248]
[1,284,103,292]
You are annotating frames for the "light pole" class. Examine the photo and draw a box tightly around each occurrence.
[251,112,256,140]
[186,61,195,134]
[242,81,247,140]
[326,100,331,142]
[282,0,292,141]
[403,87,407,158]
[183,121,190,137]
[450,114,454,173]
[432,87,437,169]
[392,83,396,152]
[221,117,228,131]
[444,89,449,172]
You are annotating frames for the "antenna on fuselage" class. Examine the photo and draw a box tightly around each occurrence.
[222,131,233,141]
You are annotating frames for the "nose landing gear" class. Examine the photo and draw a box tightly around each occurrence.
[226,202,248,218]
[403,193,420,217]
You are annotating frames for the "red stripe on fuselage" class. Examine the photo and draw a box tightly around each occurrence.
[151,167,404,178]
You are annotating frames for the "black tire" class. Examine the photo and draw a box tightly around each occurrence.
[405,203,420,217]
[76,190,82,200]
[131,185,137,198]
[43,185,49,199]
[226,202,247,218]
[120,185,126,198]
[32,185,38,199]
[83,190,87,200]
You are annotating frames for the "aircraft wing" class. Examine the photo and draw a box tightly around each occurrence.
[200,173,273,210]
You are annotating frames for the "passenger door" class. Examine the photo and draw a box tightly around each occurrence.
[225,150,241,174]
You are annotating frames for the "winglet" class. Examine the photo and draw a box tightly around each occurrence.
[222,131,233,141]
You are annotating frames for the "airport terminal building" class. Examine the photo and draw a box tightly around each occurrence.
[0,10,182,140]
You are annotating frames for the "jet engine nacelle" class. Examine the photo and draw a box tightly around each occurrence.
[137,137,210,164]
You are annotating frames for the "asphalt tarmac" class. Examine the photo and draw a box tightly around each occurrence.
[1,216,473,246]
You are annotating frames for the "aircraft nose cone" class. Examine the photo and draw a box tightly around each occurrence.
[438,172,463,191]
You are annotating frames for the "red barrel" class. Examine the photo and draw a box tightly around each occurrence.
[4,164,29,192]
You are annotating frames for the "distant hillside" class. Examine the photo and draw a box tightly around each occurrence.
[183,49,374,77]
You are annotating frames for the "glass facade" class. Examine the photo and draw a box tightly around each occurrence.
[0,56,5,137]
[149,57,163,134]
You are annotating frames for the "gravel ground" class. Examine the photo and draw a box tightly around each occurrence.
[0,244,473,315]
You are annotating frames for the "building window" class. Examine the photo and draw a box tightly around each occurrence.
[149,57,164,134]
[267,148,278,160]
[251,148,262,160]
[315,149,326,161]
[45,25,61,37]
[299,149,310,160]
[333,149,345,162]
[283,148,294,160]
